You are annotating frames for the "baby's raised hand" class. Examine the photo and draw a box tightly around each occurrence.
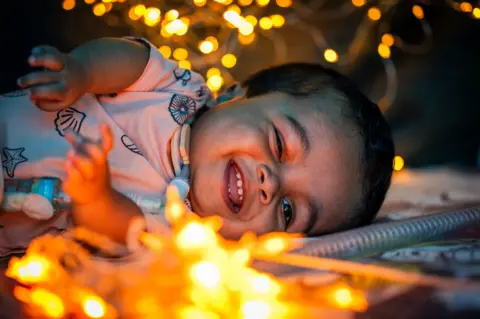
[16,45,89,112]
[63,124,113,205]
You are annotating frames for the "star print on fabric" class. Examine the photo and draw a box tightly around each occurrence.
[54,107,86,137]
[121,135,144,156]
[2,147,28,178]
[168,94,196,125]
[173,68,192,86]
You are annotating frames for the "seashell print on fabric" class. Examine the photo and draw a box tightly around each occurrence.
[121,135,144,156]
[54,107,86,137]
[1,90,27,97]
[173,68,192,86]
[168,94,196,125]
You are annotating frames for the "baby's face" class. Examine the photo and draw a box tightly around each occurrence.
[189,92,362,239]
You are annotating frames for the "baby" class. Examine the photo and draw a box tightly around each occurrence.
[0,37,394,248]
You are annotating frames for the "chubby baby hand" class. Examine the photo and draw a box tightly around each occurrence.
[63,124,113,205]
[16,45,89,112]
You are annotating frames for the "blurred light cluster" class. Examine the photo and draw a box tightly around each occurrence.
[6,186,369,318]
[61,0,478,103]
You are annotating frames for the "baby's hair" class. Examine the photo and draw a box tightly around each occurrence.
[242,63,394,232]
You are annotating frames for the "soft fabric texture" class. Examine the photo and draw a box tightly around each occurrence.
[0,38,212,256]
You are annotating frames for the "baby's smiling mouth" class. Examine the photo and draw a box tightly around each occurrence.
[224,160,244,214]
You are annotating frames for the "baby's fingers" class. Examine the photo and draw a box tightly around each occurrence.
[99,124,113,153]
[69,152,97,180]
[28,45,64,72]
[17,71,60,89]
[28,82,66,102]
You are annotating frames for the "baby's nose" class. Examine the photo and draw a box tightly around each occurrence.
[256,164,280,205]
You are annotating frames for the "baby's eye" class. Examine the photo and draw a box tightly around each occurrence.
[280,198,294,230]
[273,126,284,160]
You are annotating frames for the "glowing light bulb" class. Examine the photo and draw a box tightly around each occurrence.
[271,14,285,28]
[159,45,172,58]
[245,15,258,26]
[173,48,189,61]
[176,23,189,36]
[31,288,65,318]
[93,3,106,16]
[256,0,270,7]
[378,43,391,59]
[62,0,76,11]
[178,60,192,70]
[227,4,241,14]
[176,221,218,249]
[334,287,353,308]
[460,2,473,12]
[251,274,279,294]
[368,7,382,21]
[206,36,219,50]
[190,261,221,288]
[393,155,404,171]
[199,40,215,54]
[381,33,395,47]
[259,17,273,30]
[223,10,242,26]
[207,74,224,92]
[276,0,292,8]
[165,9,179,21]
[412,5,424,19]
[83,296,106,318]
[238,33,256,45]
[263,237,288,254]
[144,7,161,26]
[207,68,221,79]
[221,54,237,68]
[239,21,254,35]
[239,0,254,6]
[128,6,142,20]
[8,256,50,284]
[242,300,272,319]
[85,0,95,4]
[194,0,207,6]
[324,48,339,63]
[474,8,480,19]
[133,4,146,16]
[165,19,181,34]
[351,0,365,7]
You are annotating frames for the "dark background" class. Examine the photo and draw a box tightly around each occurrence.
[1,0,479,167]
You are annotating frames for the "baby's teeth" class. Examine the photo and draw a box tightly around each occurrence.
[238,188,243,196]
[237,180,242,187]
[236,173,241,179]
[240,195,243,201]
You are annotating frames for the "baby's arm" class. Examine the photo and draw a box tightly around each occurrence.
[17,38,149,111]
[64,125,143,244]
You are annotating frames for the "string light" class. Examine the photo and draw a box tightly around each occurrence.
[381,33,395,47]
[159,45,172,59]
[64,0,478,111]
[173,48,188,61]
[276,0,292,8]
[378,43,391,59]
[221,54,237,68]
[259,17,273,30]
[207,67,221,79]
[351,0,366,7]
[324,48,339,63]
[393,155,404,171]
[412,5,424,19]
[460,2,473,13]
[93,3,106,16]
[368,7,382,21]
[62,0,76,11]
[82,296,106,318]
[474,8,480,19]
[271,14,285,28]
[178,60,192,70]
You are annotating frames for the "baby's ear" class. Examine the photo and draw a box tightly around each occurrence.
[216,83,245,104]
